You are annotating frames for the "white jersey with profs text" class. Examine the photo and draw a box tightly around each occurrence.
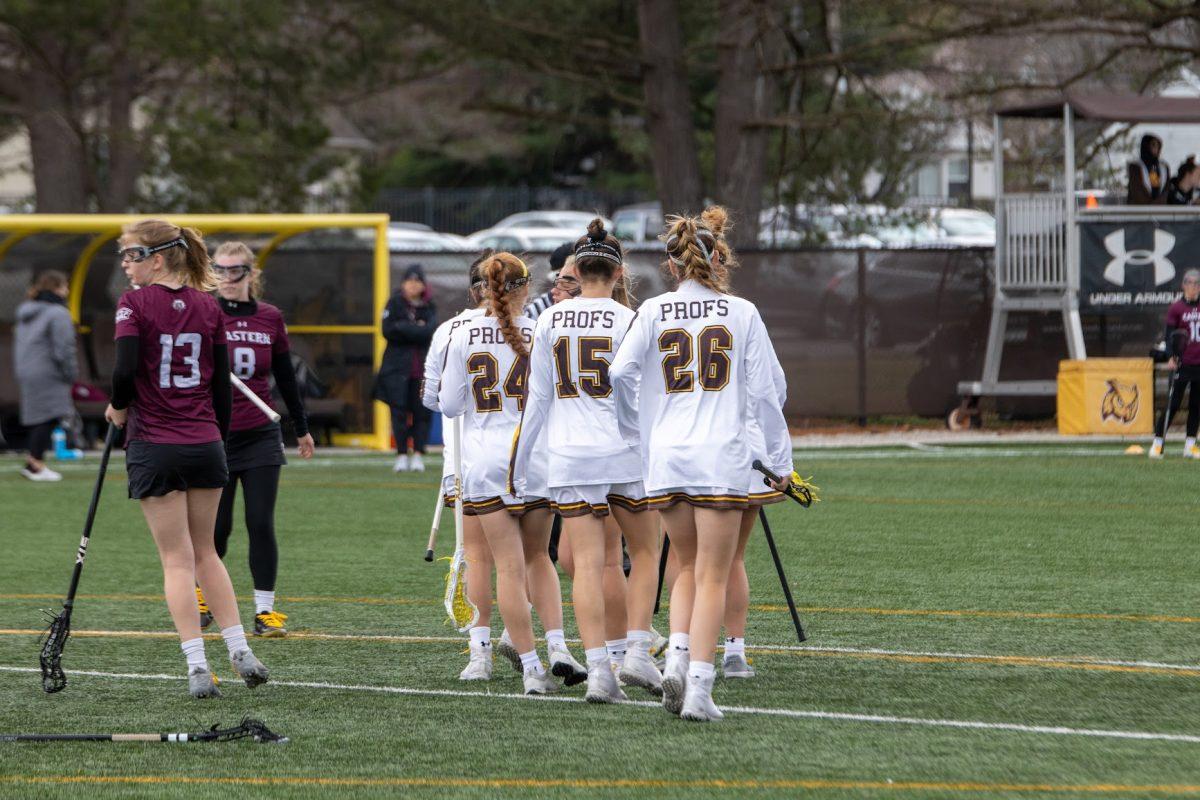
[422,306,486,491]
[609,279,792,495]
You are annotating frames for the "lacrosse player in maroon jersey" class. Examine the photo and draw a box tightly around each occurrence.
[208,241,314,638]
[1151,268,1200,459]
[105,219,269,699]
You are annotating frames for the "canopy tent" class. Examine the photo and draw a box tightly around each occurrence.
[0,214,391,450]
[996,91,1200,123]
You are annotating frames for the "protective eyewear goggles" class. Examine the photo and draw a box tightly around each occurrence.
[213,263,252,282]
[553,274,582,297]
[117,237,186,263]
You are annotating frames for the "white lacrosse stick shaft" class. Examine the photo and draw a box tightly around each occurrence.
[230,373,281,423]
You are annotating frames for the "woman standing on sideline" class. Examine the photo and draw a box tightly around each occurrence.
[376,264,437,472]
[14,270,77,481]
[209,241,315,638]
[105,219,268,699]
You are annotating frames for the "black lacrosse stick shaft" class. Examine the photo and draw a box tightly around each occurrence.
[758,507,806,643]
[751,460,812,507]
[1,718,287,744]
[61,424,118,611]
[653,535,670,615]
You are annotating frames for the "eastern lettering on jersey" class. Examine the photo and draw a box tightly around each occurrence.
[220,301,289,431]
[656,298,730,322]
[226,329,274,345]
[1166,299,1200,366]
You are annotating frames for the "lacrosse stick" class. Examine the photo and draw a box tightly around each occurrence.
[653,534,670,615]
[757,507,807,643]
[40,423,119,693]
[424,487,444,562]
[1159,330,1190,435]
[752,460,820,508]
[230,373,281,423]
[442,415,478,631]
[1,717,287,744]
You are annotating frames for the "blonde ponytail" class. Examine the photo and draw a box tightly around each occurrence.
[121,218,217,291]
[662,205,735,294]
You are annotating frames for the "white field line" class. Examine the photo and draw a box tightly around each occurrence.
[1,628,1194,673]
[0,664,1196,744]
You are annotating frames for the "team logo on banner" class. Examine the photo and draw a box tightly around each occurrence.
[1100,379,1139,424]
[1102,229,1175,286]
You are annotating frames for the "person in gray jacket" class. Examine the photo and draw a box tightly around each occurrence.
[13,270,77,481]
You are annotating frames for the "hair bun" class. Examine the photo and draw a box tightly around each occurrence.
[587,217,607,242]
[700,206,729,237]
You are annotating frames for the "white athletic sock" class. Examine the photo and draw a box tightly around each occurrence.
[688,660,716,682]
[627,629,652,645]
[1187,437,1196,452]
[605,638,627,667]
[585,646,608,667]
[253,590,275,615]
[1153,437,1165,449]
[519,650,544,675]
[725,637,745,658]
[221,624,249,657]
[668,632,690,653]
[181,637,207,672]
[469,626,492,650]
[545,628,566,650]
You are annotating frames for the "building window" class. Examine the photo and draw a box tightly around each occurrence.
[947,158,970,201]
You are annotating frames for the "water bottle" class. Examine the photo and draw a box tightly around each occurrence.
[52,427,82,461]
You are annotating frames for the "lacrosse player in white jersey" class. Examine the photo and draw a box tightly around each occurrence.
[609,206,792,721]
[439,252,584,694]
[510,219,663,703]
[422,253,494,681]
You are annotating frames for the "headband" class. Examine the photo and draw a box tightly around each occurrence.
[665,226,715,267]
[574,238,623,266]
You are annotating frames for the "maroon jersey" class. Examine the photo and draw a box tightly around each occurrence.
[114,285,223,444]
[1165,299,1200,366]
[221,300,291,432]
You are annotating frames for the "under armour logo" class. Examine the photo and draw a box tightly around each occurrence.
[1103,229,1176,286]
[237,321,248,328]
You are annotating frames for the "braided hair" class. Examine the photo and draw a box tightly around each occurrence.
[662,205,736,294]
[481,252,531,358]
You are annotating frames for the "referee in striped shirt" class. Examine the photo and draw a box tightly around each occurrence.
[524,242,575,320]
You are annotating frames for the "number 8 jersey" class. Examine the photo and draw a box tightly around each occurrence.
[439,314,546,506]
[221,299,290,432]
[114,284,224,444]
[609,279,793,498]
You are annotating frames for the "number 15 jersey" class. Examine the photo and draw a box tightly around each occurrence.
[609,279,792,496]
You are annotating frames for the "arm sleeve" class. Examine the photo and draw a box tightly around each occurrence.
[422,323,452,412]
[508,324,554,494]
[437,334,469,418]
[212,344,231,439]
[110,336,139,410]
[271,351,309,437]
[609,312,647,448]
[744,310,793,477]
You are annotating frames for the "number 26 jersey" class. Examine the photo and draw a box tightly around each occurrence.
[609,279,793,495]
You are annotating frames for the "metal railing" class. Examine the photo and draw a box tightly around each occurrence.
[998,193,1068,291]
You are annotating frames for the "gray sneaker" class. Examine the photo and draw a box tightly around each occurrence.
[188,666,221,699]
[722,653,756,679]
[495,630,523,674]
[230,649,269,689]
[661,652,688,716]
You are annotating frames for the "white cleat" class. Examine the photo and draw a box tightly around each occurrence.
[522,668,557,695]
[188,666,221,699]
[393,454,410,473]
[722,653,756,679]
[1149,443,1164,460]
[459,645,493,681]
[548,643,587,687]
[680,671,723,722]
[20,466,62,482]
[661,651,688,716]
[410,453,425,472]
[229,649,269,689]
[619,642,663,696]
[1185,445,1200,459]
[495,629,522,674]
[585,662,628,703]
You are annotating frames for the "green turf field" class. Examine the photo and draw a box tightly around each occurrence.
[0,444,1197,799]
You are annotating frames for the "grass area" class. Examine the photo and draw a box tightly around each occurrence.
[0,445,1198,799]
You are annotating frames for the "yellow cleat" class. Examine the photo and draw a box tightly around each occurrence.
[196,586,213,629]
[254,610,288,637]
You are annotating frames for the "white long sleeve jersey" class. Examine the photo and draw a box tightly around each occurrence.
[439,314,546,500]
[609,280,793,495]
[509,297,642,494]
[422,307,485,486]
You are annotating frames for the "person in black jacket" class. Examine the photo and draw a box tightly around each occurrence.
[376,263,438,472]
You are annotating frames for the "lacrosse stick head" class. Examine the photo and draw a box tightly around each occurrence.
[39,607,72,693]
[220,717,289,744]
[443,552,479,633]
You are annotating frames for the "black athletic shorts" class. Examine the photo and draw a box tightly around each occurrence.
[225,423,287,473]
[126,440,229,500]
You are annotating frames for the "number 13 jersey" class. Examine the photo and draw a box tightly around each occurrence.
[609,279,793,496]
[509,296,641,493]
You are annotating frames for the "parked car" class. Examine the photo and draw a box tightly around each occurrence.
[485,210,612,234]
[758,204,883,249]
[612,202,664,243]
[466,226,576,253]
[388,224,475,252]
[931,208,995,247]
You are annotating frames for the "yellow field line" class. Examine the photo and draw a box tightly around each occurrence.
[0,629,1195,678]
[1,775,1198,795]
[4,591,1196,624]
